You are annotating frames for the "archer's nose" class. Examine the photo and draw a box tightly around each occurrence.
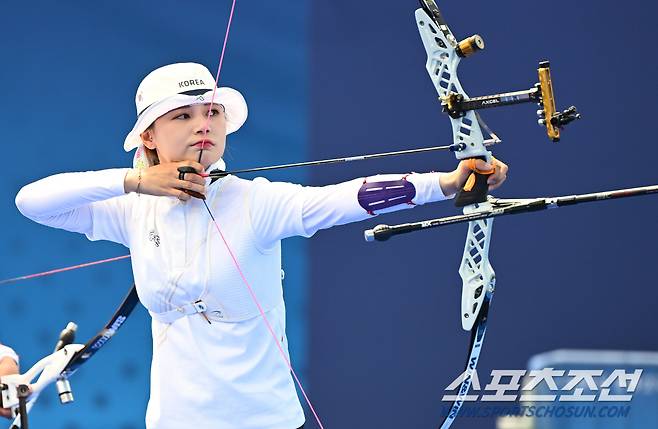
[194,118,212,135]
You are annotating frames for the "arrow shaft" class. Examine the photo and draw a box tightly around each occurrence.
[208,143,475,178]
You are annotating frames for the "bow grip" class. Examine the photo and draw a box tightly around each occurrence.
[454,157,494,208]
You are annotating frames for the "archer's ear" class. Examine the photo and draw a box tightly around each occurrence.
[140,129,156,150]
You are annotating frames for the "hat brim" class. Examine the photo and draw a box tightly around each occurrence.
[123,87,247,152]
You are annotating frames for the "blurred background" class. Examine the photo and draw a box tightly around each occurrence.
[0,1,656,428]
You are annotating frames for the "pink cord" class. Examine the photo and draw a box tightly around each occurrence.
[198,0,236,164]
[0,255,131,286]
[207,214,325,428]
[200,2,325,427]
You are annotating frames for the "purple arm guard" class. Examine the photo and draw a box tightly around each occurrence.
[358,177,416,215]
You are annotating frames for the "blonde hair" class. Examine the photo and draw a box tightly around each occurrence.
[143,145,160,166]
[141,125,160,166]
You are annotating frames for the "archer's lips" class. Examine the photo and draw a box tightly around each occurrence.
[193,140,214,149]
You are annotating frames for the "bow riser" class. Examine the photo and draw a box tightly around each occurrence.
[416,2,495,330]
[415,8,491,163]
[458,203,496,331]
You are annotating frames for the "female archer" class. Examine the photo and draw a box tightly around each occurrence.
[15,62,508,429]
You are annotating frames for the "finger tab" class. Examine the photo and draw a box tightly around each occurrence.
[177,166,197,180]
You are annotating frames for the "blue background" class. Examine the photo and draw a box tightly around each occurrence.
[1,1,657,428]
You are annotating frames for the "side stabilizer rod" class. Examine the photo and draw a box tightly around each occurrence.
[364,184,658,242]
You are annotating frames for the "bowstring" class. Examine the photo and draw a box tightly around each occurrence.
[197,2,325,427]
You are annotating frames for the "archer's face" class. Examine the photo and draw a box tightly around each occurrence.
[140,103,227,168]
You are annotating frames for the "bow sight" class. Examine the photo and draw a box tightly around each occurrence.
[441,61,581,142]
[419,1,580,143]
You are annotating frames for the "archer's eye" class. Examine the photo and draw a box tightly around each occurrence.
[209,108,222,116]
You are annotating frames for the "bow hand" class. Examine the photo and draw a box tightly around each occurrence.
[440,158,508,202]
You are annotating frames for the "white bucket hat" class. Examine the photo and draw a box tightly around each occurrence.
[123,62,248,166]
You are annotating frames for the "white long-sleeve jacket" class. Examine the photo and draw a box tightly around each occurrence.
[15,160,449,429]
